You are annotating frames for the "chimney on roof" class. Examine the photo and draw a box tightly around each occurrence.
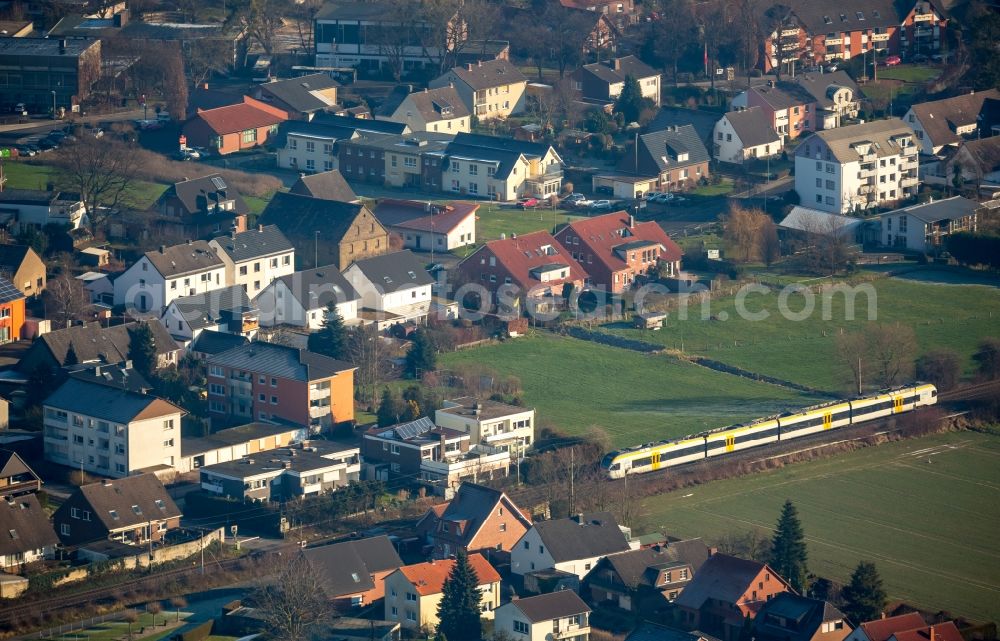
[629,214,635,228]
[201,82,209,90]
[258,224,264,232]
[572,513,584,524]
[102,479,112,487]
[467,64,474,72]
[478,60,482,67]
[768,80,775,88]
[59,39,67,54]
[159,245,166,254]
[930,628,936,641]
[187,239,192,245]
[613,58,621,71]
[94,365,101,377]
[124,360,132,370]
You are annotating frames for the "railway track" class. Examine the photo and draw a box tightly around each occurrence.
[938,379,1000,403]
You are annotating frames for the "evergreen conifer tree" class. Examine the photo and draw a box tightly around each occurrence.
[404,330,436,378]
[63,344,79,366]
[769,499,808,593]
[307,302,347,360]
[614,75,646,124]
[436,550,482,641]
[376,388,404,427]
[127,322,157,379]
[841,561,887,623]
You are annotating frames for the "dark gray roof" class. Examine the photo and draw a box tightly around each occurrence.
[791,70,862,109]
[885,196,979,224]
[258,73,340,114]
[511,590,590,623]
[311,113,409,136]
[581,56,659,85]
[120,21,241,41]
[452,132,552,160]
[209,341,354,382]
[289,170,358,203]
[620,124,710,175]
[199,448,344,477]
[750,82,815,111]
[0,450,37,482]
[602,538,711,589]
[22,320,179,371]
[273,265,360,310]
[404,86,471,123]
[444,143,523,180]
[533,512,631,562]
[779,0,903,34]
[673,554,780,610]
[647,108,721,148]
[434,483,532,549]
[754,593,847,641]
[303,535,403,597]
[0,245,35,271]
[189,330,250,356]
[0,36,97,56]
[258,192,369,244]
[69,474,181,531]
[43,378,184,424]
[0,189,80,206]
[315,0,404,21]
[144,241,224,279]
[0,494,58,557]
[211,225,294,263]
[724,107,781,148]
[348,250,434,293]
[164,174,250,218]
[68,363,154,394]
[437,396,533,421]
[626,623,721,641]
[443,59,527,91]
[166,287,252,331]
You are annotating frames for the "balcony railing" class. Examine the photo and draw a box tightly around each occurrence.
[780,28,799,37]
[553,625,589,639]
[0,480,42,496]
[201,481,224,494]
[913,12,934,22]
[872,33,890,42]
[901,176,919,187]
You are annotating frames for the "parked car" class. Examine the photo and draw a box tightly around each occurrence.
[595,185,614,195]
[12,103,27,116]
[589,199,614,211]
[885,55,902,66]
[562,193,585,204]
[643,191,663,201]
[14,146,34,157]
[911,53,929,63]
[665,195,688,206]
[573,198,594,208]
[37,138,57,151]
[516,197,539,209]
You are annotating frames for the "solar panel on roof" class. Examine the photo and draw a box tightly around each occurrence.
[394,417,435,440]
[211,176,227,190]
[0,278,22,304]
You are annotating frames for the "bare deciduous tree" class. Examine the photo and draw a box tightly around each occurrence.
[723,205,774,263]
[241,0,285,55]
[836,323,917,393]
[53,136,143,234]
[252,553,334,641]
[347,325,393,404]
[43,272,91,329]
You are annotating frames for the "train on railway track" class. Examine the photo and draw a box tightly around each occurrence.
[601,383,938,478]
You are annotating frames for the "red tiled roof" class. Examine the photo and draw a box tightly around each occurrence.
[555,211,682,272]
[381,200,479,234]
[860,614,927,641]
[469,229,588,289]
[891,623,963,641]
[397,553,501,596]
[194,97,287,135]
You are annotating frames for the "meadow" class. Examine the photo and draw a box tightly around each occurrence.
[439,332,823,447]
[473,204,585,245]
[634,430,1000,623]
[599,277,1000,394]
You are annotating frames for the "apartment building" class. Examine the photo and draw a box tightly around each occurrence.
[113,240,226,314]
[435,397,535,454]
[443,133,564,201]
[430,59,528,120]
[209,225,295,299]
[494,591,591,641]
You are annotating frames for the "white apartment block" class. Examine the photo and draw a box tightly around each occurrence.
[794,118,919,214]
[209,225,295,300]
[435,397,535,454]
[277,130,339,172]
[113,241,227,314]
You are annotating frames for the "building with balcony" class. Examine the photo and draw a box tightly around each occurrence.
[155,174,251,240]
[0,189,87,233]
[339,131,451,191]
[441,132,564,201]
[435,397,534,454]
[198,443,360,502]
[209,225,295,300]
[512,512,637,580]
[430,59,527,121]
[342,250,435,328]
[177,422,307,474]
[113,240,227,314]
[0,277,24,345]
[384,554,501,630]
[794,119,918,214]
[732,82,816,141]
[43,378,184,478]
[276,115,410,173]
[160,286,257,345]
[903,89,1000,156]
[879,196,978,253]
[207,341,355,432]
[0,450,41,499]
[494,590,591,641]
[375,85,472,134]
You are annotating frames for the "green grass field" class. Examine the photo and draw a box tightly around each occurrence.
[474,205,585,244]
[635,431,1000,622]
[600,277,1000,393]
[875,64,941,83]
[4,161,166,210]
[43,612,191,641]
[439,332,823,446]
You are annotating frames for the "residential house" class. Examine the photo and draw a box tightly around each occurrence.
[301,535,403,608]
[17,320,180,375]
[258,192,389,270]
[314,0,463,74]
[903,90,1000,155]
[0,245,45,297]
[626,624,721,641]
[206,341,355,431]
[251,73,340,121]
[889,624,964,641]
[0,20,34,37]
[790,71,863,131]
[199,446,360,501]
[154,174,250,240]
[424,482,533,560]
[732,82,817,141]
[512,512,635,580]
[43,378,184,478]
[289,170,359,202]
[67,362,154,394]
[375,200,477,252]
[777,207,866,245]
[339,131,451,190]
[713,107,783,165]
[0,450,42,498]
[159,287,257,343]
[112,240,226,314]
[435,396,534,454]
[0,494,58,570]
[0,37,100,112]
[442,132,564,201]
[209,225,296,299]
[674,553,793,641]
[254,265,361,329]
[880,196,978,253]
[752,593,851,641]
[276,115,410,173]
[52,474,181,547]
[0,278,24,344]
[182,97,288,155]
[362,417,510,488]
[0,189,87,232]
[494,590,591,641]
[383,554,501,630]
[430,59,528,120]
[794,118,919,214]
[188,330,249,360]
[559,0,637,31]
[456,230,588,313]
[927,137,1000,194]
[376,85,472,134]
[342,250,435,327]
[587,538,712,611]
[553,211,682,293]
[843,614,929,641]
[572,56,660,108]
[648,108,721,152]
[178,422,308,474]
[605,124,710,195]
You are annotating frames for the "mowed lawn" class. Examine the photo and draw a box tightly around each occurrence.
[4,160,167,209]
[475,204,585,244]
[600,278,1000,393]
[439,333,823,447]
[635,431,1000,622]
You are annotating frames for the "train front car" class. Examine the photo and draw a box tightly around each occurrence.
[601,451,625,479]
[914,383,938,407]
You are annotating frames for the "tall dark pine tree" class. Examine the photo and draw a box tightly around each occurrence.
[436,550,482,641]
[404,330,436,378]
[307,302,347,360]
[127,322,157,379]
[769,499,808,593]
[614,75,645,124]
[63,344,79,366]
[376,388,404,427]
[841,561,887,623]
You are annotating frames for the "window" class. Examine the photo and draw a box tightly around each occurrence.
[406,592,417,602]
[271,396,278,405]
[816,178,822,188]
[109,510,119,520]
[163,419,174,430]
[241,129,257,144]
[523,541,530,550]
[539,545,544,554]
[61,523,71,536]
[469,164,478,175]
[406,611,416,622]
[163,439,174,447]
[132,505,142,515]
[500,523,507,532]
[305,141,315,153]
[71,507,80,519]
[513,621,529,635]
[452,162,460,173]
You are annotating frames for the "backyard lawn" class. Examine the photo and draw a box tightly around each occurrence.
[4,160,167,210]
[636,430,1000,622]
[599,276,1000,394]
[474,204,585,244]
[439,332,823,447]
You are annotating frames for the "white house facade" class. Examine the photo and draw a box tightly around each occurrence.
[112,242,227,314]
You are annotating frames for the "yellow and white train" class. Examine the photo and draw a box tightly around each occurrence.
[601,384,938,478]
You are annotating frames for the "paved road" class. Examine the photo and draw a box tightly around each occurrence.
[0,109,146,146]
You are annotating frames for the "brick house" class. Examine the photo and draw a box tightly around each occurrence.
[674,554,792,641]
[614,125,711,191]
[182,96,288,155]
[422,482,533,562]
[553,211,682,293]
[52,474,182,547]
[0,277,25,344]
[587,538,712,611]
[154,174,251,240]
[302,536,403,609]
[844,613,932,641]
[733,82,816,141]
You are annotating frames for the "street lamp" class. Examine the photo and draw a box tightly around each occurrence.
[314,231,320,267]
[51,91,56,119]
